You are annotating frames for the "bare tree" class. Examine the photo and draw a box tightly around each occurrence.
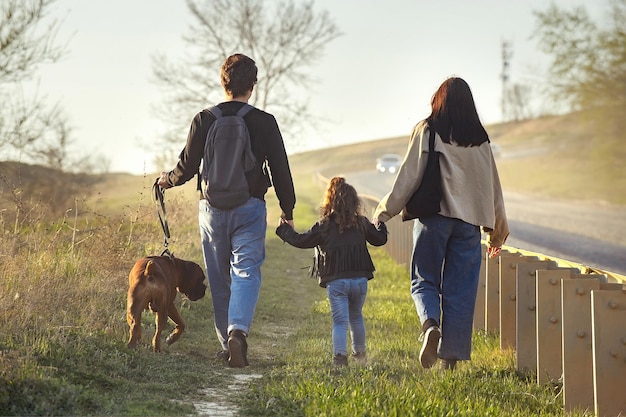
[1,0,64,150]
[0,0,65,83]
[0,0,101,173]
[151,0,341,155]
[500,40,513,121]
[504,83,534,121]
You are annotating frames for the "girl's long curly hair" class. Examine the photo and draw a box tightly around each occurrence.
[320,177,364,233]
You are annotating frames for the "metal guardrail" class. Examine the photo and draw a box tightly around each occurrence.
[314,172,626,417]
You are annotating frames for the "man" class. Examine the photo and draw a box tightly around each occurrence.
[157,53,296,367]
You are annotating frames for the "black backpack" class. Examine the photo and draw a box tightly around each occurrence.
[201,104,256,209]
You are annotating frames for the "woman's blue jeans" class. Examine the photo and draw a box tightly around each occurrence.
[326,277,368,356]
[411,215,481,360]
[198,197,266,351]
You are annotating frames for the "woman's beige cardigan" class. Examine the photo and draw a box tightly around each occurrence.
[374,120,509,247]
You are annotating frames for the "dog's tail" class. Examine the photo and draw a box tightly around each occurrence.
[144,261,160,290]
[144,260,160,312]
[144,260,157,280]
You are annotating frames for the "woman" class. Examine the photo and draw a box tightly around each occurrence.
[373,77,509,371]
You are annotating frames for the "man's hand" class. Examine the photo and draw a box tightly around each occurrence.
[157,172,171,189]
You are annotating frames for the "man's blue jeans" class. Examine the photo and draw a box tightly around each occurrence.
[411,215,481,360]
[326,278,368,356]
[198,197,266,351]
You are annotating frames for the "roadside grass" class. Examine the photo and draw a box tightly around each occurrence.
[238,247,576,417]
[0,163,594,416]
[0,169,328,416]
[237,173,587,416]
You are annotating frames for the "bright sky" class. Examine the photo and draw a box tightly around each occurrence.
[35,0,599,174]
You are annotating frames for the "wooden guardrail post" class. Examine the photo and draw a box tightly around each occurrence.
[473,245,488,331]
[516,261,558,373]
[561,276,601,414]
[484,250,505,334]
[591,287,626,417]
[535,268,577,384]
[384,216,410,265]
[498,254,537,349]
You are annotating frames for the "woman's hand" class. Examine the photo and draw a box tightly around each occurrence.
[487,246,502,258]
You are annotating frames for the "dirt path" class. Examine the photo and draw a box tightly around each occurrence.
[188,373,262,416]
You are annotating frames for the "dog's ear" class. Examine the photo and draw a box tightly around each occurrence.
[181,261,207,301]
[184,261,206,282]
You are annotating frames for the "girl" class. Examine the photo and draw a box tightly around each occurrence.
[276,177,388,366]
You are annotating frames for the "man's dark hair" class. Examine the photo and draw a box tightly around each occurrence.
[221,54,258,98]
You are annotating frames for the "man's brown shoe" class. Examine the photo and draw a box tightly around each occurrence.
[227,330,249,368]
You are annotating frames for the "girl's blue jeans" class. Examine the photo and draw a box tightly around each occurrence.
[198,197,266,351]
[411,214,481,360]
[326,277,368,356]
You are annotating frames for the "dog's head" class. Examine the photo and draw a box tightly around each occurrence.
[178,260,207,301]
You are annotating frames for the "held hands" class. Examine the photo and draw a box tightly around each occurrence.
[278,217,294,228]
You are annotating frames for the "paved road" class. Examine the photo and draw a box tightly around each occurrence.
[344,170,626,276]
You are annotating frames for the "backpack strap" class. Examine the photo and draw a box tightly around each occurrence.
[197,106,222,195]
[208,103,253,118]
[208,105,222,118]
[428,125,436,151]
[236,103,253,118]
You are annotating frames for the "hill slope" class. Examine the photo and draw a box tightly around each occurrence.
[1,111,623,215]
[289,112,625,206]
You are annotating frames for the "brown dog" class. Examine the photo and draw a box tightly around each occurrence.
[126,255,207,352]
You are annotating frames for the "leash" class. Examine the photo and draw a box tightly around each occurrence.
[152,179,173,258]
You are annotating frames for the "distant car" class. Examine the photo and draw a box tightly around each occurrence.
[376,153,402,174]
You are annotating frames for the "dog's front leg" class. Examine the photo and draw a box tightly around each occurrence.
[165,305,186,346]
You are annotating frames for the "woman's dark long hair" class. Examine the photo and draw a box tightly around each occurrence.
[320,177,364,233]
[426,77,489,147]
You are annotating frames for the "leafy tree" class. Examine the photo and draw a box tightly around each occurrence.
[151,0,341,157]
[533,0,626,131]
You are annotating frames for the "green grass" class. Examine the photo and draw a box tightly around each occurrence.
[237,246,573,417]
[0,110,617,415]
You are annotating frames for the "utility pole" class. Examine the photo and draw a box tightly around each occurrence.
[500,40,513,122]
